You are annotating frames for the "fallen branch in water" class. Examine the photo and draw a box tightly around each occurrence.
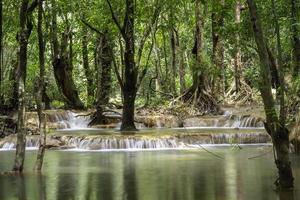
[248,148,273,160]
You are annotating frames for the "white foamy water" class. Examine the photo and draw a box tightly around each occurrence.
[56,111,90,130]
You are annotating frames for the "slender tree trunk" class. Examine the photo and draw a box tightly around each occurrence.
[234,0,242,93]
[271,0,285,117]
[211,0,225,96]
[247,0,294,189]
[107,0,159,130]
[13,0,37,173]
[169,26,177,95]
[178,46,186,94]
[34,0,46,171]
[291,0,300,77]
[162,31,169,91]
[0,0,3,105]
[82,29,94,106]
[153,38,162,94]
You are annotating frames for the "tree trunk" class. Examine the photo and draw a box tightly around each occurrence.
[153,37,162,95]
[247,0,294,189]
[82,29,94,106]
[89,32,112,126]
[34,0,46,171]
[0,0,3,105]
[211,0,225,97]
[51,0,84,109]
[234,1,242,93]
[169,26,177,95]
[13,0,37,173]
[291,0,300,77]
[271,0,285,122]
[182,0,220,114]
[162,30,169,92]
[121,0,137,131]
[178,42,186,94]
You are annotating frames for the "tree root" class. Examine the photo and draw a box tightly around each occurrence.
[177,86,221,115]
[225,80,257,104]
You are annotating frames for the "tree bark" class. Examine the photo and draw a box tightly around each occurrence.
[291,0,300,77]
[247,0,294,189]
[34,0,46,171]
[13,0,38,173]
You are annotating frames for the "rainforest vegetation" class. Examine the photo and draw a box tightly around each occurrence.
[0,0,299,192]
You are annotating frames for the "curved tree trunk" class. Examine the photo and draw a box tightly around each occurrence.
[50,0,84,110]
[53,57,84,109]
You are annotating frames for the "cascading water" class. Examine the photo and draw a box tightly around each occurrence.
[183,114,264,128]
[55,111,90,129]
[0,131,271,151]
[0,136,39,151]
[0,108,269,151]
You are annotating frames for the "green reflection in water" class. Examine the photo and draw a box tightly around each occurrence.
[0,147,299,200]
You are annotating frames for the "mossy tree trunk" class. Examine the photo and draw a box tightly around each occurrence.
[13,0,37,173]
[89,32,113,126]
[247,0,294,189]
[211,0,225,97]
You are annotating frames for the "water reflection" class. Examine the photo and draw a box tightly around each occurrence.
[0,147,299,200]
[36,173,47,200]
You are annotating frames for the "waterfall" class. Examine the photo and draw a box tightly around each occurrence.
[183,115,264,128]
[0,132,271,151]
[0,136,39,151]
[55,111,90,129]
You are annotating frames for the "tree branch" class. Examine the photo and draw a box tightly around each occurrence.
[111,49,124,91]
[106,0,124,36]
[136,1,161,68]
[81,19,102,35]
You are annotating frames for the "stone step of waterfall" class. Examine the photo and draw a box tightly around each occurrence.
[0,132,271,151]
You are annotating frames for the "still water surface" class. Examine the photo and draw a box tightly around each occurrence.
[0,146,299,200]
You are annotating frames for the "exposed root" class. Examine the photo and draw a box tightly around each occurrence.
[225,80,258,105]
[178,86,221,115]
[88,109,122,127]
